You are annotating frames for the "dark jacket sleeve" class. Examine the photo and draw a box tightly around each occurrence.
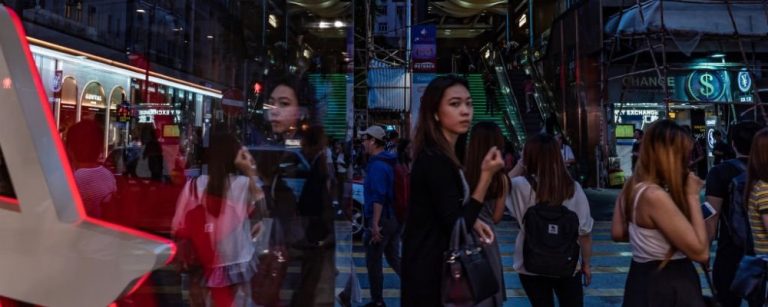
[421,153,483,234]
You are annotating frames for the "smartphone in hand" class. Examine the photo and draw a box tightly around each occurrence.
[701,201,717,220]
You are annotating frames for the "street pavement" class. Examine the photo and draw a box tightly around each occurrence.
[336,188,715,307]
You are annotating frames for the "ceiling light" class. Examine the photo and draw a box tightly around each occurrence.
[711,53,726,58]
[334,20,345,28]
[207,35,214,39]
[136,9,146,13]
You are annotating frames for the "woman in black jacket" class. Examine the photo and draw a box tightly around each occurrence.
[401,75,505,306]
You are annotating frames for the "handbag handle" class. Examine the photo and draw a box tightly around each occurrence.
[450,218,479,250]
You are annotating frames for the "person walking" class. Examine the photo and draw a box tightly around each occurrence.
[743,128,768,305]
[464,121,510,307]
[171,132,264,307]
[360,125,401,307]
[705,121,764,307]
[612,120,709,307]
[712,130,734,166]
[401,75,504,306]
[508,132,593,307]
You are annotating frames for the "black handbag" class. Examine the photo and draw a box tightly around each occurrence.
[441,217,499,307]
[252,218,289,307]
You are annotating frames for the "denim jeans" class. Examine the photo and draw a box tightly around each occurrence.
[364,217,402,303]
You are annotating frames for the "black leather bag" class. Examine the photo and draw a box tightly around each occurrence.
[441,218,499,307]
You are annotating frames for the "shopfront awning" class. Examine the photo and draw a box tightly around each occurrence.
[605,0,768,37]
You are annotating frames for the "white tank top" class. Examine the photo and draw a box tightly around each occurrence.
[628,183,686,263]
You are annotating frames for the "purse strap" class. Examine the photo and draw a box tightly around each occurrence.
[450,218,479,250]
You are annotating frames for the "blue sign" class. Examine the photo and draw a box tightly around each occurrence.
[737,69,752,93]
[412,24,436,72]
[687,70,726,102]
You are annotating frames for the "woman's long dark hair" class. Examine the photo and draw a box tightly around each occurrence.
[465,122,507,201]
[205,132,242,217]
[397,139,412,166]
[523,133,575,205]
[412,75,470,167]
[745,128,768,206]
[264,72,318,128]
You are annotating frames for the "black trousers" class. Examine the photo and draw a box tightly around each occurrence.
[519,272,583,307]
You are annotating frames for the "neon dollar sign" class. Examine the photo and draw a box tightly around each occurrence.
[699,73,715,97]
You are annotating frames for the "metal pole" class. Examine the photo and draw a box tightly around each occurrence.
[529,0,534,48]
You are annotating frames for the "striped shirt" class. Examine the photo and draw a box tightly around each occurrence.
[747,180,768,254]
[74,166,116,218]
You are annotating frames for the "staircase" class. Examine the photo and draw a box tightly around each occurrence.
[308,73,348,141]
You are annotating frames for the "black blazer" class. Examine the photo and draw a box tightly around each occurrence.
[401,149,484,306]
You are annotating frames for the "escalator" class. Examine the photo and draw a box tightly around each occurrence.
[476,46,528,147]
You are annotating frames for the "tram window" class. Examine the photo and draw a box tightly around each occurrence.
[0,146,16,199]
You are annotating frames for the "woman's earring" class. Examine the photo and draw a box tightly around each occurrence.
[434,114,439,121]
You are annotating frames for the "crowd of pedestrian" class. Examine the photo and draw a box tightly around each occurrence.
[5,68,768,307]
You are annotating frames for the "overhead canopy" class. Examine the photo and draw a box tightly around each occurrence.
[430,0,507,18]
[288,0,350,18]
[605,0,768,37]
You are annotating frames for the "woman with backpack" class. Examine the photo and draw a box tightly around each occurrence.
[508,132,594,307]
[464,121,510,306]
[611,119,709,307]
[401,75,505,306]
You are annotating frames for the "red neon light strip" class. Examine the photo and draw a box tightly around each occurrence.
[0,195,19,206]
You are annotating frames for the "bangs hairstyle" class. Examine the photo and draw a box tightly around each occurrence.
[745,128,768,205]
[412,75,470,167]
[465,122,507,201]
[522,133,575,205]
[264,72,318,126]
[623,120,693,222]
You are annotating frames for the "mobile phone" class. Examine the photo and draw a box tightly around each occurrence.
[701,201,717,220]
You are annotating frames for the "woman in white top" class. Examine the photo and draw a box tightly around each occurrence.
[172,132,264,307]
[611,119,709,307]
[508,133,594,307]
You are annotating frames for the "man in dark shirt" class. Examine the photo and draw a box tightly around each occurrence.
[712,130,734,166]
[631,129,643,171]
[706,121,764,307]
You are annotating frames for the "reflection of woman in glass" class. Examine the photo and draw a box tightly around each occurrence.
[255,73,335,306]
[265,74,317,144]
[172,131,263,307]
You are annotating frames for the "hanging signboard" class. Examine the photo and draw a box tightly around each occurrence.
[412,24,436,73]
